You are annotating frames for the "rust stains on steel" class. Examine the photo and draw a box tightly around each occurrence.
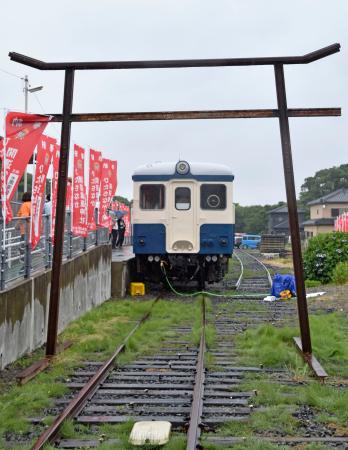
[49,108,341,122]
[45,68,75,357]
[274,63,312,354]
[186,296,206,450]
[293,337,328,381]
[9,43,340,70]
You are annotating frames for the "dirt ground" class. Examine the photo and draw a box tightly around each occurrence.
[260,253,348,312]
[306,283,348,312]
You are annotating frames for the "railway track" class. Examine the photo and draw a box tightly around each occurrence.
[234,249,272,293]
[29,294,208,449]
[25,252,348,449]
[31,296,252,449]
[28,295,259,449]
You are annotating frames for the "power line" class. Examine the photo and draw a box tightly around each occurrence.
[0,67,22,80]
[33,92,47,115]
[32,92,100,152]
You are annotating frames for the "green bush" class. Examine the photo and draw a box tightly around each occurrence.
[305,279,322,288]
[303,232,348,284]
[332,261,348,285]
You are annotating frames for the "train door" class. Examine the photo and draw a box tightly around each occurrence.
[166,181,198,253]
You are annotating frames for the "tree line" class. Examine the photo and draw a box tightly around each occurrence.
[235,163,348,234]
[13,163,347,234]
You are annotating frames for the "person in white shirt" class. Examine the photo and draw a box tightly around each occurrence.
[43,194,52,216]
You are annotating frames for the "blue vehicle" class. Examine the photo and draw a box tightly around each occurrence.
[241,234,261,249]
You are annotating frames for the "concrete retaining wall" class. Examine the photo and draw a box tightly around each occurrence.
[0,244,111,369]
[111,260,132,298]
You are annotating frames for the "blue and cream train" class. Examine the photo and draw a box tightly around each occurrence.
[132,161,235,287]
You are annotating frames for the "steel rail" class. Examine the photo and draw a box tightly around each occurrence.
[30,297,160,450]
[233,251,244,290]
[239,249,273,287]
[9,44,340,70]
[186,296,206,450]
[49,108,341,122]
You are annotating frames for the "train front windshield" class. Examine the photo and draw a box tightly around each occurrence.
[140,184,165,209]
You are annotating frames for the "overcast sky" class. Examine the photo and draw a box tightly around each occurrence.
[0,0,346,205]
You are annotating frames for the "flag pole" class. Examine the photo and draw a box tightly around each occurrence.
[2,110,7,248]
[29,141,39,245]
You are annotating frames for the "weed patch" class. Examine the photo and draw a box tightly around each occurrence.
[310,313,348,376]
[235,324,304,368]
[223,301,348,441]
[0,297,201,447]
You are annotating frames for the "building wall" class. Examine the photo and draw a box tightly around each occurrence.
[268,212,288,232]
[310,203,348,219]
[268,211,305,234]
[304,224,335,238]
[0,244,111,369]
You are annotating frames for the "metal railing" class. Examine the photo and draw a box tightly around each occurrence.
[0,211,110,291]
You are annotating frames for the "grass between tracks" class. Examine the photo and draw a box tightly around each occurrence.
[43,420,189,450]
[203,300,348,450]
[0,297,202,449]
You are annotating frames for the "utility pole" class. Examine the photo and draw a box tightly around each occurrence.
[24,75,29,113]
[22,75,43,193]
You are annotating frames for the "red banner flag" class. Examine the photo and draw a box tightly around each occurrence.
[72,144,87,237]
[99,159,117,229]
[1,112,50,222]
[51,144,60,238]
[87,149,102,231]
[31,135,55,249]
[0,138,11,222]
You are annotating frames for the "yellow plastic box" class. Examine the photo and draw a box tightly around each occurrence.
[130,282,145,296]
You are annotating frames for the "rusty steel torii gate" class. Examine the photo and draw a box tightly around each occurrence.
[9,43,341,379]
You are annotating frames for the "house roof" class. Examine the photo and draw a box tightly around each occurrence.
[273,218,305,230]
[273,219,289,230]
[267,205,305,214]
[302,218,335,226]
[307,188,348,206]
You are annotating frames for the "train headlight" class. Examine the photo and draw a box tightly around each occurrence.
[212,255,218,262]
[207,194,220,208]
[176,160,190,175]
[148,255,154,262]
[205,255,212,262]
[154,256,160,262]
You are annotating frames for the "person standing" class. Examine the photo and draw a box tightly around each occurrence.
[116,217,126,248]
[17,192,32,238]
[43,194,52,236]
[17,192,31,265]
[111,216,118,249]
[43,194,52,216]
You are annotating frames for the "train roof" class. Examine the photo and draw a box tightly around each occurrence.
[132,161,234,182]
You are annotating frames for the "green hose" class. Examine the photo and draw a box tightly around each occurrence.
[160,262,260,299]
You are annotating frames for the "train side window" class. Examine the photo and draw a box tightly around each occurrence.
[175,187,191,210]
[140,184,165,209]
[201,184,226,210]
